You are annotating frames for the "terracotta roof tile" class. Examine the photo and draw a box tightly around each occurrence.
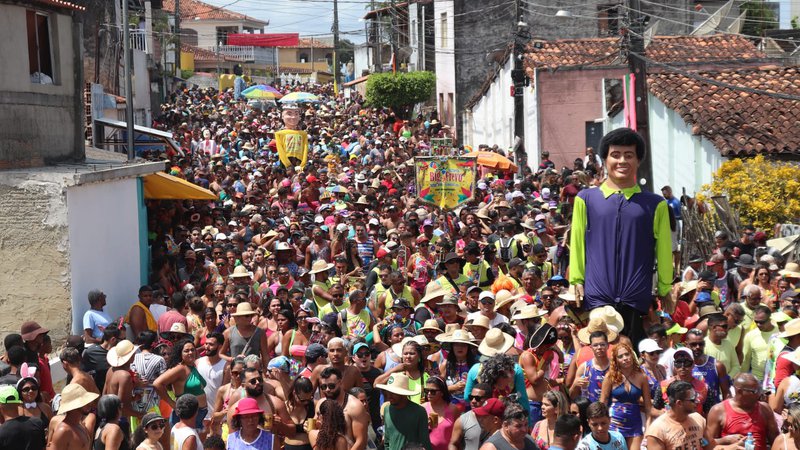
[523,34,764,71]
[648,66,800,156]
[162,0,266,24]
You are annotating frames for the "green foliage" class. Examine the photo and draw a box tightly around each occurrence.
[741,1,778,36]
[792,16,799,30]
[180,69,194,80]
[365,71,436,117]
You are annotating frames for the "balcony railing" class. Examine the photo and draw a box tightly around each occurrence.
[207,45,275,65]
[130,29,148,53]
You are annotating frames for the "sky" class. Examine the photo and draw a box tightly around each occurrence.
[201,0,373,43]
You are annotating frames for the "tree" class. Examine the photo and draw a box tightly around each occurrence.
[702,155,800,231]
[741,1,778,37]
[365,71,435,118]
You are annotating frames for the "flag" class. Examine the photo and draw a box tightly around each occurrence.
[623,73,638,131]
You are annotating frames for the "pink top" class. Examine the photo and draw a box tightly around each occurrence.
[424,403,456,450]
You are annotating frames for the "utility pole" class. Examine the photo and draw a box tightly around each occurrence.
[390,0,397,73]
[174,0,181,72]
[332,0,340,93]
[122,0,135,160]
[511,0,528,175]
[626,0,653,191]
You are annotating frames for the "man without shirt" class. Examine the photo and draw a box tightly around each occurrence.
[311,338,361,392]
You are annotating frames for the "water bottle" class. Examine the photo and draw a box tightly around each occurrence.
[744,432,755,450]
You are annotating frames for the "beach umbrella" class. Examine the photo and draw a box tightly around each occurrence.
[279,92,319,103]
[462,151,518,172]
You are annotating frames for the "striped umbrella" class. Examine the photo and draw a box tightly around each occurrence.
[241,85,282,99]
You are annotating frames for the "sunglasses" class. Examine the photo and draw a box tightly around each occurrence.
[687,342,705,348]
[541,295,554,300]
[480,299,495,305]
[355,351,370,358]
[247,378,263,385]
[682,395,698,403]
[320,383,338,391]
[21,386,38,393]
[424,389,440,395]
[147,421,166,430]
[673,359,693,368]
[469,395,485,402]
[754,319,769,325]
[737,386,760,394]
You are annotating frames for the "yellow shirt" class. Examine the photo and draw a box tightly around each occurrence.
[126,301,157,332]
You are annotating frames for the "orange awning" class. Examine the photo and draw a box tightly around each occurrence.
[143,172,217,200]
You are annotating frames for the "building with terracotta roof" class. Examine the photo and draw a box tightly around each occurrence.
[463,34,771,194]
[162,0,271,67]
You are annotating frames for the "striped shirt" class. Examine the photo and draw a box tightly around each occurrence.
[357,238,375,266]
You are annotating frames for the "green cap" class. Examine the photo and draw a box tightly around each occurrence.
[666,323,688,336]
[0,385,21,404]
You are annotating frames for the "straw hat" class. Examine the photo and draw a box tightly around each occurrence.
[557,291,576,303]
[588,306,624,334]
[783,347,800,367]
[444,323,461,334]
[230,265,253,279]
[356,195,370,206]
[418,319,443,333]
[391,337,415,357]
[439,329,478,347]
[577,317,619,344]
[494,290,520,311]
[679,280,699,298]
[375,373,418,396]
[231,303,258,316]
[780,318,800,338]
[780,263,800,279]
[512,304,547,321]
[159,322,192,341]
[106,340,139,368]
[309,260,334,275]
[58,383,100,414]
[478,328,514,356]
[420,282,448,304]
[466,315,491,331]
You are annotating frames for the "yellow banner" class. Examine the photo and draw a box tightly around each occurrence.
[415,157,477,210]
[274,129,309,168]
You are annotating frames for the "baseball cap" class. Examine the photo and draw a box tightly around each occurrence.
[638,338,663,354]
[306,175,319,183]
[695,291,712,304]
[508,257,525,268]
[368,218,380,226]
[473,398,505,417]
[479,291,495,302]
[352,342,369,356]
[305,343,328,360]
[0,385,21,404]
[392,298,412,310]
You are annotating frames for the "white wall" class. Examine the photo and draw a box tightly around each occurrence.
[607,95,723,196]
[434,0,455,126]
[67,177,144,334]
[462,60,538,171]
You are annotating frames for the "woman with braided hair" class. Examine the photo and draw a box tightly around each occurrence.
[308,399,348,450]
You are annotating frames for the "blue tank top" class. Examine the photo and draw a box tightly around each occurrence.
[610,380,643,404]
[582,359,608,403]
[693,355,721,408]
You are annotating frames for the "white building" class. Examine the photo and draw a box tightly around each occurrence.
[434,0,456,129]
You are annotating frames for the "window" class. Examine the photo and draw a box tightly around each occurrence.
[440,12,448,48]
[27,10,54,83]
[299,52,309,63]
[597,4,619,37]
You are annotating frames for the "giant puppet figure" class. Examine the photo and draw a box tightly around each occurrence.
[568,128,673,345]
[274,104,309,168]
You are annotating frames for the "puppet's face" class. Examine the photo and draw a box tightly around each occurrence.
[282,109,301,129]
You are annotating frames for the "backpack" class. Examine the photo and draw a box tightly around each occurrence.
[498,237,514,262]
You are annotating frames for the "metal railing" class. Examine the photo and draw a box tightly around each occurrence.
[207,45,275,65]
[130,29,148,53]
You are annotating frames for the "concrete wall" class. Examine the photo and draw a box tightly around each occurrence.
[67,177,144,334]
[0,3,84,167]
[537,67,627,169]
[0,174,71,344]
[434,0,455,128]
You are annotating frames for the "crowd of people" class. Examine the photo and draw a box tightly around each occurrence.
[1,80,800,450]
